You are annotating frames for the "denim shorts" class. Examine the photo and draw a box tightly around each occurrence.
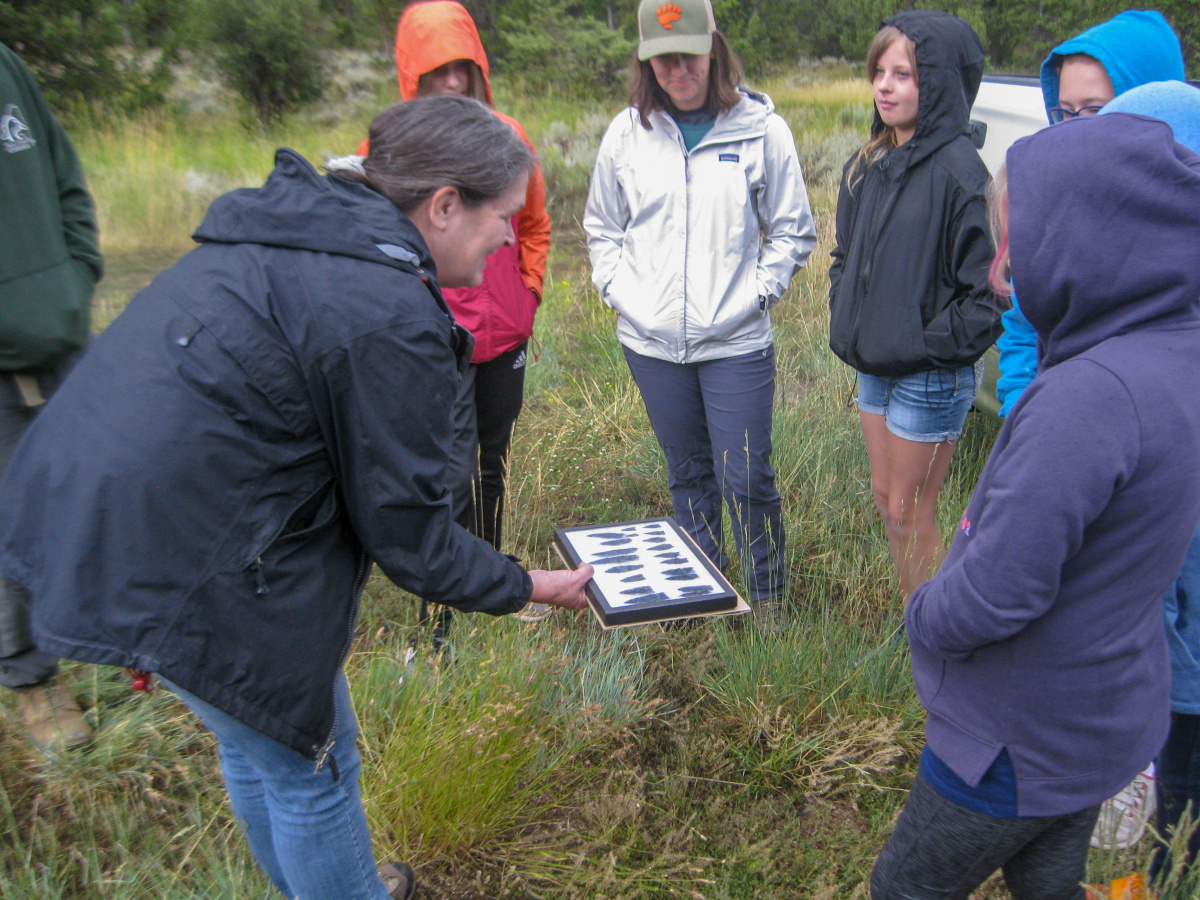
[857,363,979,443]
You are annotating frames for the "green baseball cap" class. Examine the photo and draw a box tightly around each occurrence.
[637,0,716,60]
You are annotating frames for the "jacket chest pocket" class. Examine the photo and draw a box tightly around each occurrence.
[692,149,760,249]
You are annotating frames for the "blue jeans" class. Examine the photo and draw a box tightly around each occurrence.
[623,345,785,604]
[1151,712,1200,887]
[167,673,390,900]
[857,364,978,443]
[1153,524,1200,887]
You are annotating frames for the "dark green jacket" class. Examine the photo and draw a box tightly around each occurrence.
[0,43,102,371]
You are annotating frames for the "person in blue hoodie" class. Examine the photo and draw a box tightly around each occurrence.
[1154,529,1200,889]
[871,114,1200,899]
[1099,79,1200,892]
[993,9,1186,418]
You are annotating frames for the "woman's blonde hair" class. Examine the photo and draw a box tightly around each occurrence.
[987,163,1012,297]
[849,26,918,188]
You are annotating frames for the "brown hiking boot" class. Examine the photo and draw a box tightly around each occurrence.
[378,862,417,899]
[16,677,93,750]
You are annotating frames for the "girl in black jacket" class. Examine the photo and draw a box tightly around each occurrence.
[828,11,1001,600]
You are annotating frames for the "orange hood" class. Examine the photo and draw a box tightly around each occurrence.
[395,1,492,104]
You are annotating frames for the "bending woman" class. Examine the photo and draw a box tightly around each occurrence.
[0,95,590,900]
[583,0,814,631]
[829,11,1001,600]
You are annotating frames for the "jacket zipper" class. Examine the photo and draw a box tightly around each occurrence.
[682,147,691,362]
[251,557,269,595]
[848,155,897,353]
[313,550,372,777]
[666,114,766,363]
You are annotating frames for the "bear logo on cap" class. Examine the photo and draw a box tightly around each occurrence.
[657,4,681,29]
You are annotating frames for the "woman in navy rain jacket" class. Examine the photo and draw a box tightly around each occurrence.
[0,96,590,900]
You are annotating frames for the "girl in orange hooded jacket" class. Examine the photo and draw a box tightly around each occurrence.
[360,1,552,639]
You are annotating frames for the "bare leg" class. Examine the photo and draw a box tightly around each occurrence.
[860,410,958,599]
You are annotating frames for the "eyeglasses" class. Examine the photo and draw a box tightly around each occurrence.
[1048,105,1105,124]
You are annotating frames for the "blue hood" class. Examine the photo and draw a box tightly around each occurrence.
[1100,80,1200,153]
[1007,113,1200,370]
[1040,10,1184,122]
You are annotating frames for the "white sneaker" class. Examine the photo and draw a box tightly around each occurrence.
[1090,763,1157,850]
[397,645,418,686]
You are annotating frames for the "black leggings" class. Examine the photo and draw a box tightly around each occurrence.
[1,364,75,689]
[446,342,527,548]
[422,343,527,636]
[871,769,1100,900]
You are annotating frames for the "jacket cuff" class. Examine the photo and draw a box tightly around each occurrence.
[504,570,535,615]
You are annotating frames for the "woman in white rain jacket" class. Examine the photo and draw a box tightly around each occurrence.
[583,0,814,629]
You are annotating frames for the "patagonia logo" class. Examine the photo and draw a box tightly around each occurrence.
[657,4,681,28]
[719,153,740,163]
[1,104,35,153]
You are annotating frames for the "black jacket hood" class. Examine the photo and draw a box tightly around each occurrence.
[1008,113,1200,369]
[879,10,984,167]
[193,148,435,275]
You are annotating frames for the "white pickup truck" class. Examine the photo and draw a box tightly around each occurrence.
[973,75,1047,176]
[970,75,1046,416]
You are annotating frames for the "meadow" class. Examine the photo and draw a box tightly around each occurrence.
[0,61,1177,898]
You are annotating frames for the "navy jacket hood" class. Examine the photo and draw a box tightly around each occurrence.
[879,10,984,167]
[193,148,435,275]
[1007,114,1200,369]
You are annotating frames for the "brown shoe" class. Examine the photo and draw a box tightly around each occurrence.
[16,677,93,750]
[378,862,417,899]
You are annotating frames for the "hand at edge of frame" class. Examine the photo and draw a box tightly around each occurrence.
[527,564,594,610]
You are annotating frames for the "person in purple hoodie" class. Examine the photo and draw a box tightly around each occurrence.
[871,114,1200,898]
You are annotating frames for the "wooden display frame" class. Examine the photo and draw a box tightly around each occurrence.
[553,517,749,628]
